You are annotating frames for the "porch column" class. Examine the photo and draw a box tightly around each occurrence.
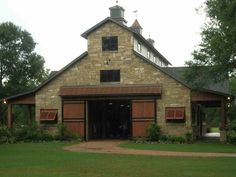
[220,99,227,142]
[7,104,12,128]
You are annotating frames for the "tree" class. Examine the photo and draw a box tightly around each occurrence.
[0,22,49,123]
[185,0,236,86]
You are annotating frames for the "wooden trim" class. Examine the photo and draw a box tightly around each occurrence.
[7,104,12,128]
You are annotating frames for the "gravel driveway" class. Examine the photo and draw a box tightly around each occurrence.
[64,140,236,157]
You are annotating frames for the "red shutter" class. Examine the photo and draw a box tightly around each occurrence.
[40,109,57,121]
[165,107,185,120]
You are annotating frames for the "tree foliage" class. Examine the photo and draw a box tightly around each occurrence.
[0,22,49,99]
[185,0,236,86]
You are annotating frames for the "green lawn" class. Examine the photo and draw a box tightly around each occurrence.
[210,127,220,132]
[0,142,236,177]
[120,142,236,153]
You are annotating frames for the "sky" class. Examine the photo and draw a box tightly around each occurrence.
[0,0,206,71]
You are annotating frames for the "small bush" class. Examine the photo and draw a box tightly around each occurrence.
[229,119,236,132]
[147,123,161,142]
[185,132,193,143]
[0,125,15,144]
[55,123,80,141]
[168,135,186,144]
[227,131,236,145]
[159,135,168,142]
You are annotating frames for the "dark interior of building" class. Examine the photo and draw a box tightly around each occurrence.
[88,100,131,139]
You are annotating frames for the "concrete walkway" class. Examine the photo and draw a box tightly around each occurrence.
[64,140,236,157]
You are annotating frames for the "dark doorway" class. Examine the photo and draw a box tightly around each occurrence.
[88,100,131,139]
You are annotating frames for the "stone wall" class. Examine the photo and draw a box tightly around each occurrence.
[36,21,192,136]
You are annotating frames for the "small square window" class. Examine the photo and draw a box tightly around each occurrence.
[102,36,118,51]
[100,70,120,82]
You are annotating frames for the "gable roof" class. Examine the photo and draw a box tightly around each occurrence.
[162,67,231,96]
[6,52,88,100]
[133,52,231,96]
[81,17,171,65]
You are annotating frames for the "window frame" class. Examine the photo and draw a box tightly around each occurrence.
[100,69,120,83]
[102,36,118,51]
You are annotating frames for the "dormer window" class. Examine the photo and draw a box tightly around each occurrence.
[102,36,118,51]
[137,43,141,52]
[147,51,150,59]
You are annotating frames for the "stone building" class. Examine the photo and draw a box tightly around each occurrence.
[5,5,232,141]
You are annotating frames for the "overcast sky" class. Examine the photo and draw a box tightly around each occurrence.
[0,0,206,71]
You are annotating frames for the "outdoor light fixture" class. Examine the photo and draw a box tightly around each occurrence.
[3,99,7,104]
[227,97,231,101]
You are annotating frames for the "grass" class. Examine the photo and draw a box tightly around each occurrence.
[120,141,236,153]
[0,142,236,177]
[210,127,220,132]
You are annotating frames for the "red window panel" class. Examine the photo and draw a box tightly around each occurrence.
[165,107,185,120]
[40,109,58,121]
[166,109,175,119]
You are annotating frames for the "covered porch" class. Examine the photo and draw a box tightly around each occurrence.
[4,92,35,128]
[191,90,232,141]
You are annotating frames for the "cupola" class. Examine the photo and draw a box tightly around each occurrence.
[109,5,127,24]
[130,19,142,34]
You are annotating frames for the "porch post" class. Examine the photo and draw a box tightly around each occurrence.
[7,104,12,128]
[220,98,227,142]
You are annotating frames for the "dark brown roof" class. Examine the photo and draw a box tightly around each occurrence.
[162,67,231,96]
[60,85,162,97]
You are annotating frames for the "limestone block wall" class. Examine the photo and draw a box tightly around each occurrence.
[36,21,192,136]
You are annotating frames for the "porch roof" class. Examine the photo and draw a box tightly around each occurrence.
[59,84,162,97]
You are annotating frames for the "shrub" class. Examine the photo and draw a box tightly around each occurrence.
[227,131,236,145]
[185,132,193,143]
[55,123,80,141]
[229,119,236,132]
[13,122,54,142]
[159,135,168,142]
[0,125,15,144]
[168,135,186,144]
[147,123,160,142]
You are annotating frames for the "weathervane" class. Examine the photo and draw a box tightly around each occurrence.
[116,0,118,5]
[133,10,138,18]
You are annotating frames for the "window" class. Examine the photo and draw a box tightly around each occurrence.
[100,70,120,82]
[147,51,150,59]
[154,57,157,63]
[102,36,118,51]
[40,109,58,122]
[165,107,185,123]
[137,43,141,52]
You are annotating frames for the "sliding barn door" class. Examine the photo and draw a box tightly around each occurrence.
[132,100,156,137]
[63,101,85,137]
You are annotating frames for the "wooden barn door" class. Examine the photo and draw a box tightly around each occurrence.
[63,100,85,138]
[132,100,156,137]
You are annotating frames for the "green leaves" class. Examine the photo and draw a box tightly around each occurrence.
[0,22,49,98]
[185,0,236,86]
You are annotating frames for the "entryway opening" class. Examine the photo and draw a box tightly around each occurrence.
[88,100,131,139]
